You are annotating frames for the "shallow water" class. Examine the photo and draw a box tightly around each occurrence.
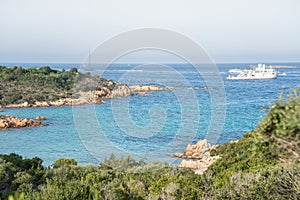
[0,63,299,166]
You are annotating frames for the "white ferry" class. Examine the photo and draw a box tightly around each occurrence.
[227,64,277,80]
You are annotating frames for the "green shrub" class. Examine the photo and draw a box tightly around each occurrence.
[53,158,78,168]
[0,90,300,199]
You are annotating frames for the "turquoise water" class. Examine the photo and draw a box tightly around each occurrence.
[0,63,299,166]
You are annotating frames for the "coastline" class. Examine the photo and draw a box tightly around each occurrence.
[0,85,166,108]
[0,85,212,109]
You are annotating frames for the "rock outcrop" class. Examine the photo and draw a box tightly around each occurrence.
[2,84,169,108]
[5,102,30,108]
[111,84,132,98]
[137,91,148,96]
[130,85,172,92]
[86,84,132,101]
[35,116,46,120]
[3,96,100,109]
[171,139,220,174]
[96,84,132,98]
[0,115,48,129]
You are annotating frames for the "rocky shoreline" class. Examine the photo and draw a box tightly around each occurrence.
[0,85,215,109]
[0,85,170,109]
[170,139,221,174]
[0,85,214,131]
[0,115,47,129]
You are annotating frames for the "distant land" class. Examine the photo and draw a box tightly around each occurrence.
[271,65,297,68]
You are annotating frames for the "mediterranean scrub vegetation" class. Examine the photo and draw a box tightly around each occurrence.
[1,90,300,199]
[0,66,120,106]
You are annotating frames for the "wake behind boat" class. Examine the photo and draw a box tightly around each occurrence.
[227,64,278,80]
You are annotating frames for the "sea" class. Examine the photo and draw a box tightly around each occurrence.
[0,62,299,166]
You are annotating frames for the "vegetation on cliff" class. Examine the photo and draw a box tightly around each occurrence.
[0,65,129,106]
[206,89,300,199]
[0,90,299,199]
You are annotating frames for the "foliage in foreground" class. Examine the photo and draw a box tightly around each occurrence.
[0,89,299,199]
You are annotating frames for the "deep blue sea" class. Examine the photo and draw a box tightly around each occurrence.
[0,62,299,166]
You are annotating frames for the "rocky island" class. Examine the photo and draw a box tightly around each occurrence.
[0,65,135,108]
[0,66,174,109]
[0,115,47,129]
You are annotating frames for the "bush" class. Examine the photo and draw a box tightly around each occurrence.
[53,158,78,168]
[0,90,299,199]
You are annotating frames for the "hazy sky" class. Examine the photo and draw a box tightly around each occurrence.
[0,0,299,63]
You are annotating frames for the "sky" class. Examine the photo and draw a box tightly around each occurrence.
[0,0,299,63]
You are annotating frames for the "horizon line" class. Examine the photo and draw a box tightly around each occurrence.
[1,61,300,65]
